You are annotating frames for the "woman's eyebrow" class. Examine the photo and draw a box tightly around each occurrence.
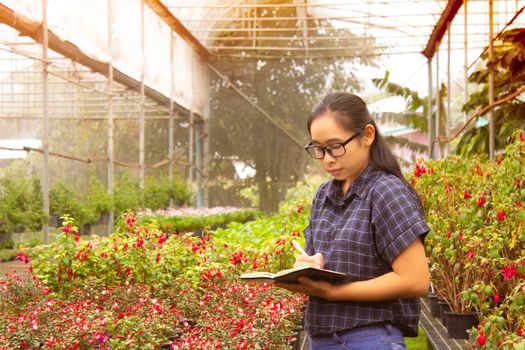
[310,137,344,145]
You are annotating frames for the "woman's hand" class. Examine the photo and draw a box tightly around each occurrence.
[293,252,324,269]
[275,277,340,300]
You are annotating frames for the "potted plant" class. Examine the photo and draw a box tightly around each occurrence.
[50,182,82,227]
[113,172,140,218]
[86,175,113,225]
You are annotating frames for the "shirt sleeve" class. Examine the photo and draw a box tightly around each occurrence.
[371,178,430,265]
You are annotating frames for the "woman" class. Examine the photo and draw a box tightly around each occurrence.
[276,92,430,350]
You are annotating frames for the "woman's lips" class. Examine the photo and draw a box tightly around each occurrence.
[328,169,342,176]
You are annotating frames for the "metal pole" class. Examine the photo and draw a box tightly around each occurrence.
[107,0,114,233]
[195,123,202,208]
[188,59,194,205]
[168,32,175,207]
[464,0,469,123]
[488,0,495,161]
[446,24,451,157]
[42,0,49,244]
[427,58,434,159]
[139,0,146,195]
[203,91,210,207]
[435,42,440,160]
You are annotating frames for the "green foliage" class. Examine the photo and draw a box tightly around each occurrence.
[144,173,190,211]
[457,28,525,156]
[86,175,112,215]
[141,209,261,234]
[112,172,141,215]
[0,172,47,233]
[50,182,96,226]
[0,248,17,262]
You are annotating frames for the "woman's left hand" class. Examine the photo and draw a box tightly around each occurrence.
[275,277,339,300]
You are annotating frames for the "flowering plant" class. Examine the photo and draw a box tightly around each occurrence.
[411,130,525,316]
[8,202,311,348]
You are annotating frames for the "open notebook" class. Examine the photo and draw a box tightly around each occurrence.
[240,266,348,284]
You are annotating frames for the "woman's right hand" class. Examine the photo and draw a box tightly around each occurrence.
[293,252,324,269]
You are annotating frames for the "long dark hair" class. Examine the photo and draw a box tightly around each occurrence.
[307,92,409,186]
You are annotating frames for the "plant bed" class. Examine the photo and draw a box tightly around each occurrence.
[3,208,309,348]
[138,207,261,235]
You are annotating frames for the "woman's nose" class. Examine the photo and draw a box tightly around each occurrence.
[321,151,336,163]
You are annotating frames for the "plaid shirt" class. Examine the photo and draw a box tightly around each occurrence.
[303,165,429,337]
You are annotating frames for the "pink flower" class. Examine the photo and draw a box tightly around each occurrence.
[42,288,50,295]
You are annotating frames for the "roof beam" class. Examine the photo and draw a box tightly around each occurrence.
[422,0,463,59]
[0,2,200,120]
[144,0,211,61]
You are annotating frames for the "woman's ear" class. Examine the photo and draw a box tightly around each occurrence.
[363,124,375,146]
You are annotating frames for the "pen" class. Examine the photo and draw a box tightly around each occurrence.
[291,240,308,256]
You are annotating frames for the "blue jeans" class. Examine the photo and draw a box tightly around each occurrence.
[309,324,406,350]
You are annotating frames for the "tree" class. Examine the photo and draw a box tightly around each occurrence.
[209,2,379,212]
[456,28,525,156]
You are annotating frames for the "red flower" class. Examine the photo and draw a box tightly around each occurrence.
[517,200,522,208]
[502,264,518,281]
[475,165,483,177]
[477,332,486,346]
[493,290,500,304]
[464,190,472,199]
[518,326,523,337]
[497,209,505,222]
[74,233,80,243]
[520,131,524,141]
[63,224,72,235]
[414,163,428,177]
[468,247,476,259]
[156,253,161,262]
[477,196,486,207]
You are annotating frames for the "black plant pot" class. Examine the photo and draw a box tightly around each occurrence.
[427,293,441,318]
[80,224,91,235]
[98,212,110,225]
[50,215,60,228]
[438,300,451,326]
[444,311,479,339]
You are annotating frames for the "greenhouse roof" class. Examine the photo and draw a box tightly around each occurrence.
[159,0,523,61]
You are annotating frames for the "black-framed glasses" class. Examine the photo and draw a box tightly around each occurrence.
[304,131,363,159]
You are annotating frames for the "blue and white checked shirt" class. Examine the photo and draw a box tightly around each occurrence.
[303,165,429,337]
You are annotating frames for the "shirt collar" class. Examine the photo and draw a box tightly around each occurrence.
[324,165,378,206]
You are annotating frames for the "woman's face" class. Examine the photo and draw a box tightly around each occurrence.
[309,112,375,190]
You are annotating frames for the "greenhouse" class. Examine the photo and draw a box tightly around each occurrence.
[0,0,524,349]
